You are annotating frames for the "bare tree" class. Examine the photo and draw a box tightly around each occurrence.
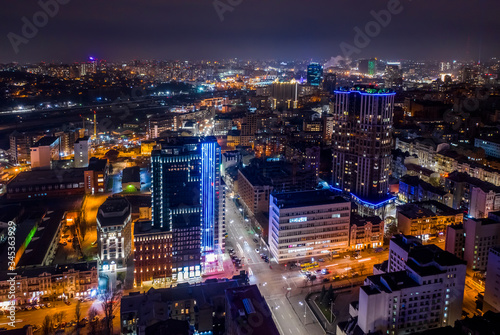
[42,315,53,335]
[100,289,122,335]
[88,307,99,335]
[54,311,66,324]
[75,300,82,323]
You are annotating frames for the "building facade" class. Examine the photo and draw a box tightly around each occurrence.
[484,247,500,312]
[151,137,223,281]
[0,262,98,307]
[349,214,384,250]
[133,223,172,287]
[354,234,466,335]
[269,190,350,263]
[96,196,133,267]
[332,87,394,202]
[30,136,60,169]
[74,136,90,168]
[445,217,500,271]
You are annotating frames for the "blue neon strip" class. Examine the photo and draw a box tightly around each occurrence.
[201,142,215,253]
[334,90,396,96]
[328,185,395,207]
[350,193,396,207]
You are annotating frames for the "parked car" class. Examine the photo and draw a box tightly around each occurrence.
[46,303,52,308]
[344,255,350,259]
[64,300,71,305]
[322,278,330,283]
[354,254,362,259]
[318,258,325,262]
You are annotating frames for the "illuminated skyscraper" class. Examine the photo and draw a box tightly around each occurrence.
[384,62,403,89]
[307,62,323,86]
[359,59,377,75]
[151,137,223,281]
[331,86,395,203]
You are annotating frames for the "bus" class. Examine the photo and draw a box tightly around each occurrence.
[300,262,319,270]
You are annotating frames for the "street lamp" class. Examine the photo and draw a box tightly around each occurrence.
[299,301,306,321]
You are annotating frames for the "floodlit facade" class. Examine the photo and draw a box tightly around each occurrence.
[269,189,350,263]
[151,137,223,281]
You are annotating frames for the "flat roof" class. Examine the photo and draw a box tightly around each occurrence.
[122,166,141,183]
[97,197,131,227]
[33,136,59,147]
[7,168,85,188]
[17,210,66,267]
[272,189,349,209]
[363,271,419,295]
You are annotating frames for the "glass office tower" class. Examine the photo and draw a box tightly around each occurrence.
[307,62,323,86]
[151,136,222,281]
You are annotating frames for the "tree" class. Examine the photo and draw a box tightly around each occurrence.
[322,284,335,306]
[75,300,82,323]
[319,285,326,301]
[42,315,53,335]
[100,289,122,335]
[54,311,66,324]
[88,307,99,335]
[79,217,87,241]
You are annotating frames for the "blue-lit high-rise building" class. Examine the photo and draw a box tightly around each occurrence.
[331,86,395,215]
[307,62,323,86]
[151,136,223,281]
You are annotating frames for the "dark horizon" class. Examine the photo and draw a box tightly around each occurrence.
[1,0,498,64]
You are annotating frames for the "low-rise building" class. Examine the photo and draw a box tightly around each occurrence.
[475,137,500,159]
[444,171,500,218]
[30,136,60,169]
[140,140,156,156]
[121,280,245,335]
[6,168,85,200]
[133,221,172,287]
[238,159,317,216]
[97,196,133,267]
[0,262,98,307]
[269,189,350,263]
[445,216,500,271]
[225,285,280,335]
[399,175,453,207]
[349,214,384,250]
[484,247,500,312]
[122,166,141,192]
[84,158,109,195]
[397,201,463,239]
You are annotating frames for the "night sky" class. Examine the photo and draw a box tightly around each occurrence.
[0,0,498,63]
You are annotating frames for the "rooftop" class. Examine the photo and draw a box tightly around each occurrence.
[362,271,419,295]
[225,285,280,335]
[97,196,131,228]
[74,136,90,144]
[272,189,349,209]
[33,136,59,147]
[122,166,141,183]
[7,168,85,188]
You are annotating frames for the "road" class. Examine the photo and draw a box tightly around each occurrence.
[226,198,325,335]
[0,299,102,332]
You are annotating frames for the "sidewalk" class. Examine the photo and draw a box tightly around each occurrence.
[287,291,327,335]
